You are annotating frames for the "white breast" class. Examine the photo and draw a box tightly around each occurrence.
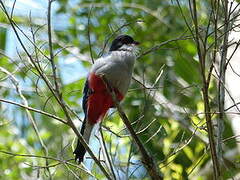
[91,51,136,95]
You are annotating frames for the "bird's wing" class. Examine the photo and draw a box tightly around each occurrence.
[82,79,89,118]
[73,78,93,163]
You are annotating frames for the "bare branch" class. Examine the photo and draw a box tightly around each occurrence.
[0,98,67,124]
[139,33,192,57]
[0,150,95,178]
[188,0,220,178]
[87,6,94,64]
[101,75,163,180]
[47,0,60,94]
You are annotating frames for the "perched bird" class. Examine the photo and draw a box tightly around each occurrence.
[74,34,140,163]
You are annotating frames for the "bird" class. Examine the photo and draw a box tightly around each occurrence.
[73,34,140,163]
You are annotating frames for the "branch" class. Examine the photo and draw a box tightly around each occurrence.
[0,98,67,124]
[48,0,60,94]
[99,125,117,180]
[101,75,163,180]
[189,0,220,178]
[87,6,94,64]
[0,150,95,178]
[139,33,192,58]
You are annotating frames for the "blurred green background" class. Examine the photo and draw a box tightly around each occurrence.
[0,0,239,179]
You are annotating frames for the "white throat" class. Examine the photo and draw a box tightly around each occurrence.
[118,44,139,56]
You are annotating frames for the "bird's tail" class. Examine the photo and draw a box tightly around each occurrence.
[74,118,93,163]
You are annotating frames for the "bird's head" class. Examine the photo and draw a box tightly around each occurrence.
[109,35,140,54]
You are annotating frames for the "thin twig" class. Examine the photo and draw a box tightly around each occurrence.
[0,150,95,177]
[139,34,192,58]
[0,98,67,124]
[10,0,16,19]
[87,5,94,64]
[100,125,117,180]
[48,0,60,94]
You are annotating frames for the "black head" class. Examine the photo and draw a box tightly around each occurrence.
[109,35,140,51]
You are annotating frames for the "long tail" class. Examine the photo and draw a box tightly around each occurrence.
[73,118,93,163]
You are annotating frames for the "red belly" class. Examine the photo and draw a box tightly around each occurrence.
[87,73,123,124]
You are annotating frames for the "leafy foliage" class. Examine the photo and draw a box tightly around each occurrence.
[0,0,239,179]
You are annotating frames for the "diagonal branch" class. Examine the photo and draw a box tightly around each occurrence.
[101,75,163,180]
[0,98,67,124]
[0,150,95,178]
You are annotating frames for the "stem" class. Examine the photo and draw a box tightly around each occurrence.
[191,0,220,178]
[48,0,60,94]
[100,125,117,180]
